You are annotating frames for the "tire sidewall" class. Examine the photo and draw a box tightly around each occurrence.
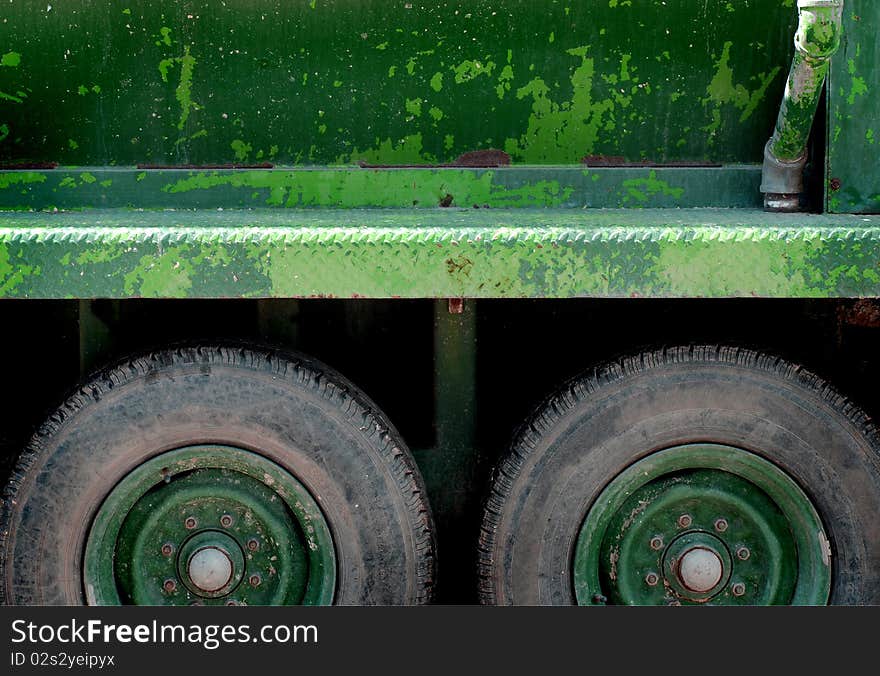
[3,348,433,605]
[491,358,880,605]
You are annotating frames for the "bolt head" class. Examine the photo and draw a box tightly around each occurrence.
[163,579,177,593]
[714,518,729,533]
[184,516,198,530]
[161,543,174,557]
[731,582,746,597]
[645,573,659,587]
[246,539,259,552]
[736,546,751,561]
[678,514,693,528]
[650,536,664,551]
[220,514,234,528]
[249,574,262,587]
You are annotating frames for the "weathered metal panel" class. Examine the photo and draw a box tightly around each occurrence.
[0,167,763,210]
[1,209,878,299]
[827,0,879,214]
[0,1,795,167]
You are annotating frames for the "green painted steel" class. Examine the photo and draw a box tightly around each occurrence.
[0,1,876,303]
[2,208,879,299]
[827,0,879,214]
[0,167,763,211]
[84,445,336,606]
[0,1,795,167]
[573,445,831,606]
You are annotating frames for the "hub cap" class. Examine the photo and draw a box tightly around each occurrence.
[573,444,831,605]
[84,446,336,605]
[678,547,723,592]
[188,547,233,593]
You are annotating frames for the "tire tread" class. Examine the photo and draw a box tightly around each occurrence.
[1,343,436,605]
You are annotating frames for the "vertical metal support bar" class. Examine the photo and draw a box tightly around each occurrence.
[256,299,301,346]
[78,300,117,377]
[413,299,479,601]
[762,0,844,211]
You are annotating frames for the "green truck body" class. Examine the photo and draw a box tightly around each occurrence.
[1,1,876,301]
[1,2,878,606]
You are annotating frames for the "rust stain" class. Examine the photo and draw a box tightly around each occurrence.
[839,299,880,328]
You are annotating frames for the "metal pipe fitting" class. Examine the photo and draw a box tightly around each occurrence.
[761,0,843,211]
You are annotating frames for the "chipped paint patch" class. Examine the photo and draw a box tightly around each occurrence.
[702,42,781,143]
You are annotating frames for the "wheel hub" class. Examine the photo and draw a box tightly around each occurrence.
[660,531,733,601]
[677,547,723,592]
[84,445,337,606]
[573,444,832,606]
[174,529,246,599]
[188,547,233,593]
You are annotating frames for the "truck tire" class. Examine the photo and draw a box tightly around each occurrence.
[478,346,880,605]
[0,345,435,605]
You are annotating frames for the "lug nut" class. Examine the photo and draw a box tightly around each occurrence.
[714,518,729,533]
[184,516,198,530]
[736,546,751,561]
[163,579,177,593]
[678,514,692,528]
[650,536,664,551]
[220,514,234,528]
[249,574,262,588]
[225,600,239,606]
[246,539,259,552]
[161,543,174,557]
[645,573,659,587]
[731,582,746,597]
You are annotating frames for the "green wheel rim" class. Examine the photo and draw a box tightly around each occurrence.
[573,444,831,606]
[84,446,336,606]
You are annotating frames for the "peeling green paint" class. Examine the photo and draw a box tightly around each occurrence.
[0,0,871,319]
[0,172,46,190]
[124,250,194,297]
[344,134,433,165]
[405,98,423,117]
[503,46,644,163]
[0,167,764,211]
[175,46,198,131]
[231,139,252,161]
[845,58,868,104]
[0,52,21,68]
[654,236,815,296]
[0,244,34,295]
[703,42,781,143]
[0,1,799,168]
[2,209,879,300]
[621,171,685,205]
[159,45,199,132]
[452,59,495,84]
[828,0,879,213]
